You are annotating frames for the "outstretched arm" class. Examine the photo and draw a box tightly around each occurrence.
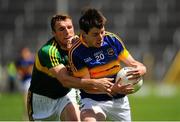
[49,64,114,93]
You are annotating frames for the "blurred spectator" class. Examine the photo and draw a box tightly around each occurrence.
[6,62,17,92]
[15,47,34,93]
[15,47,34,119]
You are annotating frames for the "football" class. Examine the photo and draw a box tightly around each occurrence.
[115,67,143,93]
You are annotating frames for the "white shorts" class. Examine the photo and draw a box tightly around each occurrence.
[28,89,78,121]
[21,78,31,93]
[80,96,131,121]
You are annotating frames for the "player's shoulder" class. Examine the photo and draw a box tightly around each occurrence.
[104,31,124,44]
[38,37,58,57]
[105,31,119,38]
[105,31,123,42]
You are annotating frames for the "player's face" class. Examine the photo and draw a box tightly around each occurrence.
[84,27,105,48]
[53,18,74,49]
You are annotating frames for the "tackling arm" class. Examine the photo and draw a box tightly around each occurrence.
[49,64,113,93]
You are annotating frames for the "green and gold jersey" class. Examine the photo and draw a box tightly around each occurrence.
[29,37,70,99]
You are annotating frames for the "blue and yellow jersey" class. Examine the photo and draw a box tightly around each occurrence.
[69,31,130,101]
[29,37,70,99]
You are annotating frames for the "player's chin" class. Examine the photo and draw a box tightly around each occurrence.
[95,44,102,48]
[65,38,71,42]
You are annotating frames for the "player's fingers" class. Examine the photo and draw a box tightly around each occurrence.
[104,87,113,97]
[122,86,134,94]
[131,80,139,85]
[107,92,113,97]
[126,89,134,94]
[118,83,132,88]
[105,83,112,89]
[116,77,121,83]
[127,69,138,74]
[106,78,114,81]
[128,75,140,80]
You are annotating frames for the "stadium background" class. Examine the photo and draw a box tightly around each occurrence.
[0,0,180,121]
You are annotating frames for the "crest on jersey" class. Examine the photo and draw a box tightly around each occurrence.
[107,48,114,56]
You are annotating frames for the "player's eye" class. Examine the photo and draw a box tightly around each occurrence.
[67,25,73,29]
[58,27,65,31]
[92,33,99,37]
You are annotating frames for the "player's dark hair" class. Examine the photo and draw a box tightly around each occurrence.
[51,14,72,32]
[79,8,107,34]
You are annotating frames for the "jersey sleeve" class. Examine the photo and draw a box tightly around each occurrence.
[38,44,62,69]
[109,33,130,61]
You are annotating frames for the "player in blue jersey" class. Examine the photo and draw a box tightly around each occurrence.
[16,47,34,119]
[69,8,147,121]
[16,47,34,93]
[27,14,114,121]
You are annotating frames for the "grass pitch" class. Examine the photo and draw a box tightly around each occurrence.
[0,93,24,120]
[129,84,180,121]
[0,84,180,121]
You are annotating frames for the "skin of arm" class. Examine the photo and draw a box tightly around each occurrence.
[49,64,114,93]
[79,71,112,95]
[121,54,147,77]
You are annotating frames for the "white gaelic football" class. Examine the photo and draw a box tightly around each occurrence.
[115,67,143,93]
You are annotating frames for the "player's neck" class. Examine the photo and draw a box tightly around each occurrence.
[80,34,90,47]
[55,38,68,51]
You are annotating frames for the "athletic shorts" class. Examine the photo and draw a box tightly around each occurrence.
[27,89,78,121]
[80,96,131,121]
[21,78,31,93]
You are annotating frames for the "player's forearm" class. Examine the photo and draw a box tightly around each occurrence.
[49,64,96,89]
[123,55,147,75]
[59,72,96,89]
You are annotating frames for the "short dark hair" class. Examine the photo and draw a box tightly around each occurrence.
[79,8,107,34]
[51,14,72,32]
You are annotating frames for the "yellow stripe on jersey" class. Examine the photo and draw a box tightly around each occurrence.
[68,41,81,72]
[73,67,89,78]
[49,42,59,67]
[89,60,121,78]
[49,42,54,66]
[54,46,59,65]
[118,49,129,61]
[35,54,55,77]
[72,60,121,78]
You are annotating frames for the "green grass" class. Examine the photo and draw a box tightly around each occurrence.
[129,84,180,121]
[0,93,24,121]
[0,84,180,121]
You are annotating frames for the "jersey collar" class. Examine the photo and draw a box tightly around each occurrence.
[80,34,89,48]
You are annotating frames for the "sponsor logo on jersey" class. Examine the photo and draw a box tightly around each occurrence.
[84,57,92,63]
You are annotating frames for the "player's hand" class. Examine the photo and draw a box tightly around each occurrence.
[126,65,146,81]
[110,78,134,95]
[126,69,141,81]
[126,65,146,80]
[94,78,114,94]
[67,35,79,49]
[83,78,114,97]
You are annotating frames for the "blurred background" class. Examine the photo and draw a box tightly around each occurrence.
[0,0,180,121]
